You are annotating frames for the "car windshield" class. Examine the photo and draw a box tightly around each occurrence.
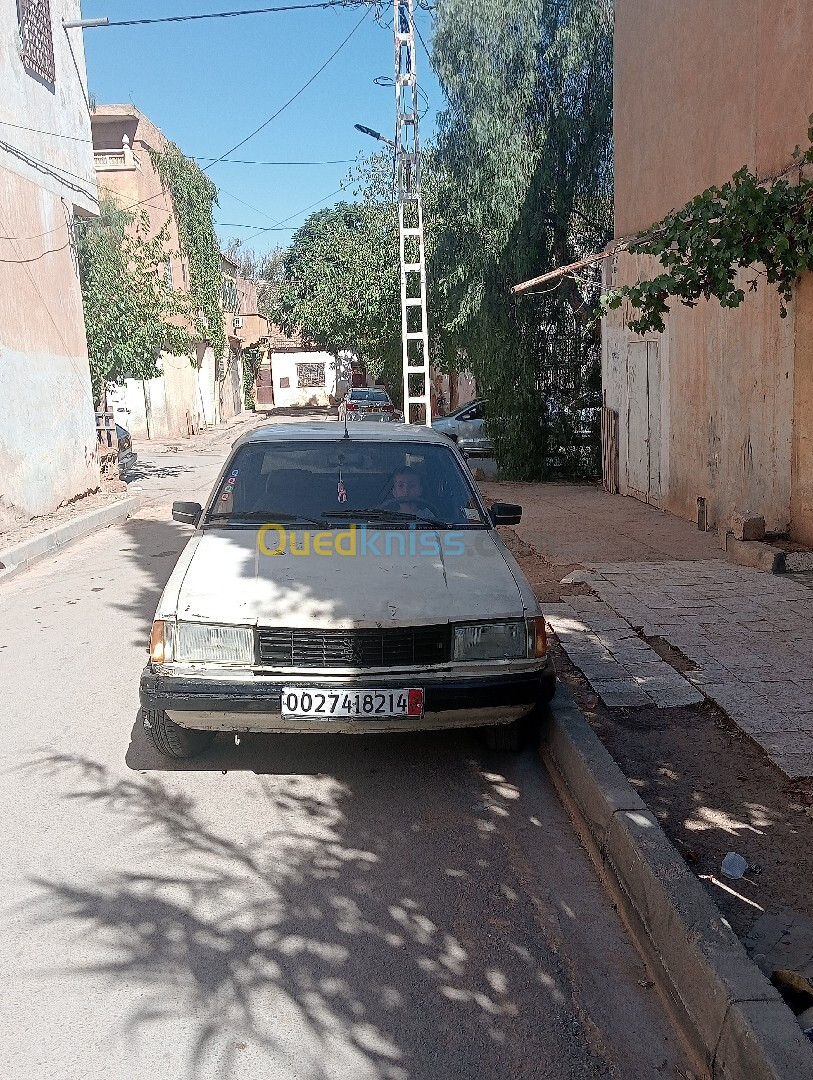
[206,440,487,528]
[351,390,390,403]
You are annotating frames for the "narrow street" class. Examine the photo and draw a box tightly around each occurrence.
[0,421,691,1080]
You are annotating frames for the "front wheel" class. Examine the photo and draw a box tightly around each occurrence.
[142,709,216,759]
[485,720,523,752]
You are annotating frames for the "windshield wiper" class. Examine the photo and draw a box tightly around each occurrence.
[207,510,328,527]
[323,508,450,529]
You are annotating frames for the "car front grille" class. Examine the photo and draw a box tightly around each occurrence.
[257,626,451,669]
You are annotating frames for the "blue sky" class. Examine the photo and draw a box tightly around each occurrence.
[80,0,442,256]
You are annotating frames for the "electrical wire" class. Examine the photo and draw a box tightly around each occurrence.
[83,1,374,27]
[202,5,371,170]
[0,118,92,143]
[222,182,349,244]
[192,155,355,165]
[414,20,436,74]
[0,123,356,167]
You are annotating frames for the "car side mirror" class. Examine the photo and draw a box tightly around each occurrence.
[172,501,202,526]
[490,502,522,526]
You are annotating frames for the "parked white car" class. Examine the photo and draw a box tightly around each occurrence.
[431,399,493,454]
[140,423,555,758]
[338,387,399,422]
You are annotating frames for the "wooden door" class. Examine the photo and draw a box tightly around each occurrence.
[626,340,661,503]
[626,342,649,498]
[647,341,661,504]
[256,360,275,406]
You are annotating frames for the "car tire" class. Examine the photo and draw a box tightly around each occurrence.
[485,720,523,752]
[142,708,216,759]
[540,673,557,704]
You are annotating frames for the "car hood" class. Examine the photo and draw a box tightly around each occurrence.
[163,528,525,628]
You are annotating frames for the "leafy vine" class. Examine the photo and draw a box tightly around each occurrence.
[150,141,226,358]
[602,122,813,334]
[241,343,263,410]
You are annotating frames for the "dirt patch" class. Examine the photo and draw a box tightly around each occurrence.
[509,544,813,944]
[0,486,130,554]
[643,636,697,674]
[548,639,813,940]
[497,527,588,602]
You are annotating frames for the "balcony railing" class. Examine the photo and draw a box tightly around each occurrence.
[93,135,141,172]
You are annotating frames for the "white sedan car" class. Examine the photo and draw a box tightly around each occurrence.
[140,423,555,758]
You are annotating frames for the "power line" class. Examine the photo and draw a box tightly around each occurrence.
[0,118,92,143]
[89,0,372,27]
[0,121,355,167]
[414,19,435,74]
[228,182,350,243]
[202,5,371,170]
[217,222,295,230]
[192,155,355,165]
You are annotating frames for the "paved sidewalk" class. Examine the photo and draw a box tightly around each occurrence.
[553,561,813,778]
[541,596,704,708]
[481,482,813,779]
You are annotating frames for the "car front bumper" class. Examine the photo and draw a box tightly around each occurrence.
[139,660,555,734]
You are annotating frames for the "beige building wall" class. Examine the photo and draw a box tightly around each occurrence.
[608,0,813,543]
[92,106,206,440]
[0,0,100,523]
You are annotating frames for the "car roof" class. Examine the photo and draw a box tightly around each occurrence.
[233,422,452,448]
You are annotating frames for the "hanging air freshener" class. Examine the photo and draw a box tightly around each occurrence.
[337,465,348,503]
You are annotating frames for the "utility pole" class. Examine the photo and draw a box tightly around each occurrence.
[394,0,431,425]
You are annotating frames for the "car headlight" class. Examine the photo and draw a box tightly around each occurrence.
[453,620,527,661]
[174,622,254,664]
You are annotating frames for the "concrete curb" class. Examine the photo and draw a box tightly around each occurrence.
[540,686,813,1079]
[721,532,786,574]
[0,495,141,584]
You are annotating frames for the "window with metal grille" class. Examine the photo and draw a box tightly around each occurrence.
[17,0,55,84]
[296,363,325,387]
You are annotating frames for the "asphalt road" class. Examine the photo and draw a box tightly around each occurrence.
[0,421,691,1080]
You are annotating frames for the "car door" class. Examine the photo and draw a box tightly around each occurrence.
[456,401,486,451]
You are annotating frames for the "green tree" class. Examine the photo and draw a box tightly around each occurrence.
[75,197,198,405]
[431,0,613,477]
[271,150,457,402]
[223,238,287,323]
[271,192,403,393]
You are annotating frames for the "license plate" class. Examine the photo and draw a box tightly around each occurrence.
[281,687,424,719]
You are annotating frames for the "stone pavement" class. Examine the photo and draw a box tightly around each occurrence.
[541,596,704,708]
[544,560,813,778]
[479,483,813,781]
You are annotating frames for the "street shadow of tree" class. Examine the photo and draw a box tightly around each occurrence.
[24,742,608,1080]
